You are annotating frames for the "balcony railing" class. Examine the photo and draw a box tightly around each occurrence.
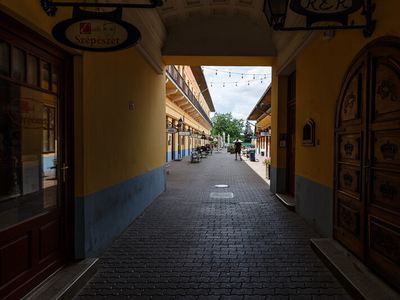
[166,65,213,127]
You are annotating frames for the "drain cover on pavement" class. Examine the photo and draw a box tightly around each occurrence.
[210,192,234,198]
[215,184,229,188]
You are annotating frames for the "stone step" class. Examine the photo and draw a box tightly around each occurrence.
[23,258,98,300]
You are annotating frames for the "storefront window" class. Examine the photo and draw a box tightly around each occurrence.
[12,47,25,82]
[28,54,39,87]
[0,80,59,230]
[52,65,59,92]
[0,41,10,76]
[43,106,55,152]
[42,61,50,90]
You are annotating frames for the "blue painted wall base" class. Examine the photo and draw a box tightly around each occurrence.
[270,165,286,194]
[295,175,333,238]
[75,165,166,258]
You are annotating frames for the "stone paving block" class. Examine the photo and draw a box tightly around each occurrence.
[74,152,350,299]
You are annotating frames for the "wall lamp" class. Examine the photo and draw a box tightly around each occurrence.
[41,0,163,17]
[262,0,376,37]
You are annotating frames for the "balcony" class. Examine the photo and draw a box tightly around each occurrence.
[166,65,213,127]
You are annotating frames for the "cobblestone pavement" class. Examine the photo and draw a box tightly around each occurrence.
[75,151,350,300]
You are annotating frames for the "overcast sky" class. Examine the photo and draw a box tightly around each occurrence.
[202,66,272,122]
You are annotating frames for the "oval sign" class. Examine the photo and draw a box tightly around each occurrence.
[7,98,51,129]
[166,128,178,134]
[290,0,363,16]
[52,17,141,52]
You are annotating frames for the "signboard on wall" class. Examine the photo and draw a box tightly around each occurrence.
[166,128,178,133]
[289,0,364,26]
[179,131,191,136]
[52,7,141,52]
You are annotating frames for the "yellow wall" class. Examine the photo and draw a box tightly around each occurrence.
[295,0,400,188]
[78,50,166,196]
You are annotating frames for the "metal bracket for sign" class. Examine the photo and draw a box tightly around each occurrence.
[41,0,163,17]
[273,1,376,38]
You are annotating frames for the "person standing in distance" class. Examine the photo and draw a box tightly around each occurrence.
[234,139,242,161]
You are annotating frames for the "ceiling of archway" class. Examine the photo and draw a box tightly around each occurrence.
[104,0,278,58]
[156,0,276,56]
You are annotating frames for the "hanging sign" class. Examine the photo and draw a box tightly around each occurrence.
[52,7,141,52]
[179,131,191,136]
[290,0,364,26]
[166,128,178,133]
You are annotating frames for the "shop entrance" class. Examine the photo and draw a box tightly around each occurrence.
[334,37,400,288]
[0,14,73,299]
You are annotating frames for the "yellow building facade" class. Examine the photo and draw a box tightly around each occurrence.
[247,84,272,158]
[165,65,214,162]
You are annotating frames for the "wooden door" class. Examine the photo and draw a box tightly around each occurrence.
[287,100,296,195]
[335,37,400,287]
[0,14,73,299]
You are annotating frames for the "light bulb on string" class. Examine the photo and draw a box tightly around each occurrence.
[235,82,237,87]
[248,81,250,86]
[241,74,243,79]
[253,74,255,79]
[215,70,218,75]
[229,72,231,77]
[211,82,213,87]
[223,82,225,87]
[264,74,266,79]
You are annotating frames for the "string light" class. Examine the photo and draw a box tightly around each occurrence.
[201,67,272,88]
[202,67,270,80]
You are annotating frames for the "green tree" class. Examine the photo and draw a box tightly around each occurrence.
[211,112,244,142]
[243,121,253,143]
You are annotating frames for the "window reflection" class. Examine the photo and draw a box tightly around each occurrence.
[0,81,58,230]
[28,55,39,86]
[42,61,50,90]
[52,66,59,93]
[12,47,25,82]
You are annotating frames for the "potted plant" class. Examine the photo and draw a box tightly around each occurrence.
[196,145,201,153]
[262,157,271,179]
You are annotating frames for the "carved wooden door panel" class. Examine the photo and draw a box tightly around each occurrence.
[335,38,400,288]
[366,41,400,287]
[334,53,367,259]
